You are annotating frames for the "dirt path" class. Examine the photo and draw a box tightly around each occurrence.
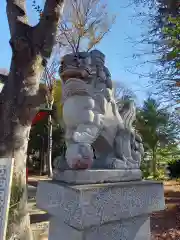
[151,181,180,240]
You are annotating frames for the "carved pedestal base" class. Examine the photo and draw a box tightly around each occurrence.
[36,180,165,240]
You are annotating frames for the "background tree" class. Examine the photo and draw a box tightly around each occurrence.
[0,0,64,239]
[157,143,180,165]
[136,97,178,177]
[112,81,136,102]
[28,118,48,174]
[32,0,116,54]
[53,80,63,121]
[57,0,116,53]
[29,80,63,176]
[27,114,65,175]
[130,0,179,105]
[40,63,61,177]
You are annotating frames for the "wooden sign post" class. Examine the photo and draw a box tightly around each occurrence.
[0,158,14,240]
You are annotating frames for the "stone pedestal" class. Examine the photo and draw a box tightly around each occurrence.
[36,180,165,240]
[53,169,142,184]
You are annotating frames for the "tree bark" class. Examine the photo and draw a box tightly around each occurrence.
[47,112,53,177]
[40,136,45,176]
[47,98,54,177]
[0,0,64,239]
[43,152,48,174]
[152,147,157,178]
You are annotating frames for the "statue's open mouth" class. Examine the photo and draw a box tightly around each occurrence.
[60,67,91,82]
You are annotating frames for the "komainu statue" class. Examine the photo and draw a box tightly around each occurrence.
[54,50,144,171]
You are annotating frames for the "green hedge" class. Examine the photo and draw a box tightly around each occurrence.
[167,159,180,178]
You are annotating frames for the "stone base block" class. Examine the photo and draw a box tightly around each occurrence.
[37,180,164,225]
[48,215,150,240]
[53,169,142,184]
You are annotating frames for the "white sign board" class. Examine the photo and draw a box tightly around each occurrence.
[0,83,4,93]
[0,158,14,240]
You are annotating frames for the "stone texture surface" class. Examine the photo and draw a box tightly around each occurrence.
[53,169,142,184]
[48,215,150,240]
[0,158,14,240]
[36,180,165,230]
[57,50,144,171]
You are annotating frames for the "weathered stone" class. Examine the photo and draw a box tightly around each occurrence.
[36,180,164,230]
[53,169,142,184]
[36,180,164,240]
[48,215,150,240]
[56,50,144,171]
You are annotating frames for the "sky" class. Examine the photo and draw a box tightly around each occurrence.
[0,0,154,105]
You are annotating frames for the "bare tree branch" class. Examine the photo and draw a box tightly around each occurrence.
[127,0,180,105]
[58,22,76,53]
[55,0,115,54]
[113,81,136,102]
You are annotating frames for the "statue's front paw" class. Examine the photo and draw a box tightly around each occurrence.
[126,159,139,169]
[73,124,100,144]
[92,157,127,169]
[66,143,94,169]
[112,158,127,169]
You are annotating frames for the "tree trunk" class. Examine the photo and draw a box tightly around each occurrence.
[0,0,64,239]
[47,112,53,177]
[40,137,45,176]
[43,153,48,175]
[7,144,34,240]
[1,54,43,240]
[47,100,54,177]
[152,148,157,178]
